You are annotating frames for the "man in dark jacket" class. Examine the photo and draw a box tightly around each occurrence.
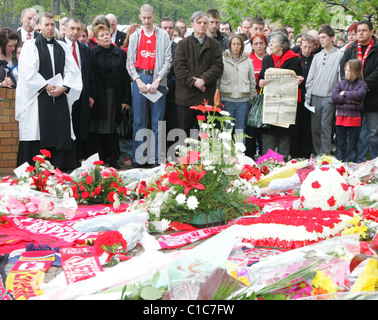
[290,33,315,158]
[160,17,178,156]
[174,11,223,138]
[62,17,96,164]
[106,14,126,47]
[206,9,229,52]
[340,20,378,161]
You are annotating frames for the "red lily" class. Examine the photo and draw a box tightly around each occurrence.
[31,173,49,190]
[190,99,222,113]
[169,167,207,195]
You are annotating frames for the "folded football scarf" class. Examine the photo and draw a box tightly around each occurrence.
[5,250,55,300]
[60,247,103,285]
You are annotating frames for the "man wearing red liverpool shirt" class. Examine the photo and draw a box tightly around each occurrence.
[127,4,172,168]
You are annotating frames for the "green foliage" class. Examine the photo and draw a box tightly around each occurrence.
[221,0,378,34]
[5,0,226,29]
[121,272,167,300]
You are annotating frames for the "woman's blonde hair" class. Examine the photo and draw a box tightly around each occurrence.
[93,24,109,38]
[345,59,364,81]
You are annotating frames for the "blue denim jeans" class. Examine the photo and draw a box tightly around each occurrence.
[222,100,249,142]
[357,114,369,163]
[335,125,361,163]
[132,73,166,164]
[366,112,378,159]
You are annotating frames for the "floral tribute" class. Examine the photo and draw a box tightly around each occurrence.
[235,209,355,249]
[130,90,260,228]
[14,149,74,199]
[71,160,131,208]
[300,167,352,210]
[94,230,127,267]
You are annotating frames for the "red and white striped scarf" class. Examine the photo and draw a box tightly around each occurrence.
[357,38,374,69]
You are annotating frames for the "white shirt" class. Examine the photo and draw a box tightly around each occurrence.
[20,28,36,42]
[111,29,117,44]
[64,38,81,68]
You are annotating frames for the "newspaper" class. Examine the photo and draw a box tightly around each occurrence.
[262,68,298,128]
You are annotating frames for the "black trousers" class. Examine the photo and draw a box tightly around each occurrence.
[92,133,119,167]
[17,140,78,170]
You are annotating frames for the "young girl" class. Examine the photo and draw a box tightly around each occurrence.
[332,59,367,162]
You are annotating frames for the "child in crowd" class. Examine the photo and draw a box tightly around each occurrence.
[332,59,367,162]
[10,42,22,83]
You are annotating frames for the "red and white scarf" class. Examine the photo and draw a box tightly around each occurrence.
[357,38,375,69]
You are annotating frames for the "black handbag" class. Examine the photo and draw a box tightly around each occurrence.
[246,89,269,129]
[116,107,133,139]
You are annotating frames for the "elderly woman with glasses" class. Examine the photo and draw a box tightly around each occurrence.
[257,31,304,161]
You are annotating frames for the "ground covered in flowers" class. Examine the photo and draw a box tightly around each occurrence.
[0,147,378,301]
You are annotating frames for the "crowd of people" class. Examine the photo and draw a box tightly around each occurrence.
[0,5,377,172]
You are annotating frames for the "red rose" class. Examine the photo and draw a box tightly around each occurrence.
[341,183,349,191]
[93,160,104,165]
[86,175,94,184]
[40,149,51,158]
[26,166,35,172]
[94,186,102,195]
[108,191,116,203]
[32,156,45,164]
[117,186,127,195]
[110,181,118,188]
[81,191,90,199]
[197,115,206,122]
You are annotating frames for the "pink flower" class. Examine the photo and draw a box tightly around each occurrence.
[200,132,209,139]
[101,170,111,178]
[256,149,283,164]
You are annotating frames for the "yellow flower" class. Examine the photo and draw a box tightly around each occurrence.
[341,225,368,239]
[355,225,368,239]
[347,215,362,226]
[341,226,355,236]
[238,276,250,286]
[311,270,338,295]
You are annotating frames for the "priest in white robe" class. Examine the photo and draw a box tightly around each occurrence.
[15,12,82,170]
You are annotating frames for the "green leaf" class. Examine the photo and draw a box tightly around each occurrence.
[127,288,142,300]
[151,272,160,287]
[140,286,164,300]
